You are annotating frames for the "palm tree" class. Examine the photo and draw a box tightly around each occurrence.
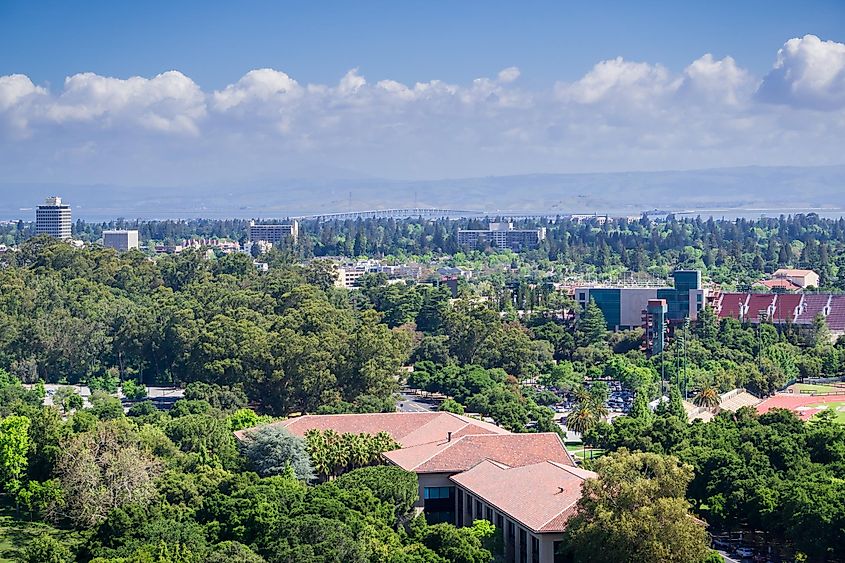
[566,404,597,461]
[693,386,721,413]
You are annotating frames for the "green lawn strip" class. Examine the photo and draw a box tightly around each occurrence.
[0,504,80,563]
[794,383,845,394]
[808,401,845,423]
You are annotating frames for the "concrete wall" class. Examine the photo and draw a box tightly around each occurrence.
[619,288,658,328]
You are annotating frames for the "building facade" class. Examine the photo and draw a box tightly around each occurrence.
[35,196,72,239]
[236,412,583,563]
[457,223,546,251]
[576,270,706,330]
[102,230,139,251]
[247,220,299,244]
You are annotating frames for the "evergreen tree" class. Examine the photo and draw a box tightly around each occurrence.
[578,298,608,347]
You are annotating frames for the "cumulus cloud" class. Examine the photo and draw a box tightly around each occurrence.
[0,36,844,183]
[45,71,206,134]
[757,34,845,109]
[678,54,754,106]
[213,68,301,111]
[556,57,677,105]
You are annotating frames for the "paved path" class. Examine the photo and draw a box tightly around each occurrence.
[396,392,437,412]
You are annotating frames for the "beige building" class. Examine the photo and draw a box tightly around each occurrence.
[102,230,139,251]
[238,412,586,563]
[773,268,820,289]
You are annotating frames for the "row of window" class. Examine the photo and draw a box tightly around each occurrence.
[423,486,453,500]
[459,488,540,563]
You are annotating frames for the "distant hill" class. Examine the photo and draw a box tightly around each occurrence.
[2,165,844,221]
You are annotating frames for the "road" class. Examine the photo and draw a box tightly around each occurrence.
[396,392,437,412]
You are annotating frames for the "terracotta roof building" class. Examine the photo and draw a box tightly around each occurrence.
[237,412,581,563]
[452,460,595,562]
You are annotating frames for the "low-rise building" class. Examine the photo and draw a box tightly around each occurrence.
[236,412,585,563]
[102,230,140,251]
[772,268,820,289]
[457,223,546,251]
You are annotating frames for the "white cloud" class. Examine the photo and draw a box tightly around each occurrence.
[44,71,206,134]
[497,66,521,84]
[678,54,754,106]
[0,74,46,111]
[212,68,301,111]
[337,68,366,95]
[757,34,845,109]
[1,36,844,183]
[556,57,677,105]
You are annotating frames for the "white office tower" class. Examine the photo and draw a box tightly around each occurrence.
[103,230,140,251]
[35,196,72,239]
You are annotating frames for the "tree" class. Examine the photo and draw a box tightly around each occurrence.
[121,379,147,401]
[206,542,267,563]
[692,386,721,412]
[55,421,162,528]
[22,534,72,563]
[53,386,84,414]
[335,466,419,523]
[0,414,30,493]
[241,425,315,481]
[809,313,832,348]
[415,522,492,563]
[562,450,709,563]
[439,398,465,415]
[578,298,608,347]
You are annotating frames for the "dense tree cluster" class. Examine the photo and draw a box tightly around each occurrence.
[0,238,410,416]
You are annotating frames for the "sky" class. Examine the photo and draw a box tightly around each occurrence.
[1,0,844,185]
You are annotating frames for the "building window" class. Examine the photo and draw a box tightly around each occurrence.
[519,528,528,563]
[496,513,504,531]
[457,489,464,527]
[475,499,482,520]
[486,507,493,522]
[426,511,453,524]
[424,487,453,500]
[531,536,540,563]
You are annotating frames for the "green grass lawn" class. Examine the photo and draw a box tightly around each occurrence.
[565,444,606,461]
[794,383,845,394]
[807,401,845,424]
[0,503,80,562]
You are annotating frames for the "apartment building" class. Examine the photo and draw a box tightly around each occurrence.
[247,220,299,244]
[35,196,72,239]
[457,223,546,251]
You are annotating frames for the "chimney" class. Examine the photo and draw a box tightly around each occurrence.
[447,432,452,442]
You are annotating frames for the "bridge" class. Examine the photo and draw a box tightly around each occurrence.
[292,208,485,220]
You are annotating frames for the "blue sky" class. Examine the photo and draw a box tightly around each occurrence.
[0,1,844,184]
[3,0,842,88]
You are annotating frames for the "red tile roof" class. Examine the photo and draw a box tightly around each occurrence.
[384,432,574,473]
[234,411,507,446]
[757,279,801,291]
[450,460,596,533]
